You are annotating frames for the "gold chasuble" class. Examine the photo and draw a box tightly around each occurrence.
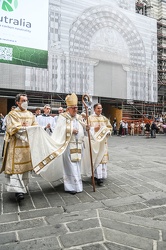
[88,114,112,163]
[81,114,112,177]
[1,108,37,174]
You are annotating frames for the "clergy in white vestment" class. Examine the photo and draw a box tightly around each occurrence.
[54,106,64,124]
[87,103,112,186]
[0,94,38,202]
[36,104,55,136]
[27,93,88,195]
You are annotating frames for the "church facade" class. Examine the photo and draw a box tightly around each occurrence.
[0,0,157,114]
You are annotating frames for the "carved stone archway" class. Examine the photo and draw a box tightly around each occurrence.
[68,5,148,100]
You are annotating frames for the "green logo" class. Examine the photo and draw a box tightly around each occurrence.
[1,0,18,12]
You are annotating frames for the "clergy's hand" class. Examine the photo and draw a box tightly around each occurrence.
[22,121,28,126]
[86,125,90,131]
[46,123,51,128]
[73,128,78,135]
[94,124,100,132]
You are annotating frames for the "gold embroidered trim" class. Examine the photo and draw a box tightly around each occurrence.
[15,160,32,165]
[70,148,81,154]
[34,116,72,174]
[71,159,81,162]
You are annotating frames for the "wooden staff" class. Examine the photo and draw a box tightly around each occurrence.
[82,94,95,192]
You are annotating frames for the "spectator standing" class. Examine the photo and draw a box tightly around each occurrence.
[140,121,145,136]
[135,122,140,136]
[0,113,4,133]
[112,118,117,135]
[1,106,16,158]
[124,121,128,135]
[151,121,157,138]
[145,121,151,138]
[130,121,135,136]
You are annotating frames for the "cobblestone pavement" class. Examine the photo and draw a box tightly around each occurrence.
[0,134,166,250]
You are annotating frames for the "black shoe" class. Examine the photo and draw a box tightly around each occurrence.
[69,191,77,195]
[65,191,77,195]
[15,193,24,202]
[97,179,103,186]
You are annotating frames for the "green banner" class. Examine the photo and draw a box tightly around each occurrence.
[0,43,48,68]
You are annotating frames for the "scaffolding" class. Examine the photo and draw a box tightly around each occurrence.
[157,19,166,113]
[135,1,166,115]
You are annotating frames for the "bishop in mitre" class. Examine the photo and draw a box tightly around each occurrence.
[26,93,88,194]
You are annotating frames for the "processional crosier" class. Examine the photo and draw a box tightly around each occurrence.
[82,94,95,192]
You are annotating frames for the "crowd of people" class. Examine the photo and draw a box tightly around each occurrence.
[112,118,166,138]
[0,93,112,202]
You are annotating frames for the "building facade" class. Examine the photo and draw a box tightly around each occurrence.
[0,0,157,118]
[136,0,166,113]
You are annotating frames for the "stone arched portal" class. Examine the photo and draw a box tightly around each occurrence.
[69,5,146,67]
[67,4,149,101]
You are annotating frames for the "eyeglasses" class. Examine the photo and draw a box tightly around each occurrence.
[70,107,78,110]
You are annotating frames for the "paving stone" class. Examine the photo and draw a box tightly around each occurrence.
[148,181,166,192]
[44,193,65,207]
[121,185,150,195]
[18,224,67,241]
[29,191,50,209]
[60,228,103,248]
[108,203,147,213]
[0,232,17,245]
[107,177,125,186]
[0,213,18,223]
[83,187,107,200]
[65,201,105,213]
[28,181,41,192]
[67,218,100,232]
[54,183,65,193]
[46,210,98,225]
[19,207,63,220]
[101,217,159,240]
[127,206,166,218]
[102,195,144,207]
[0,218,46,233]
[105,183,131,197]
[36,180,56,193]
[75,191,95,203]
[112,176,140,187]
[68,248,82,250]
[82,244,106,250]
[157,241,166,250]
[18,195,35,211]
[144,198,166,206]
[1,135,166,249]
[104,242,137,250]
[154,215,166,221]
[99,210,166,230]
[2,193,19,213]
[0,236,61,250]
[97,188,119,199]
[59,195,81,206]
[139,191,166,201]
[104,228,153,250]
[161,230,166,241]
